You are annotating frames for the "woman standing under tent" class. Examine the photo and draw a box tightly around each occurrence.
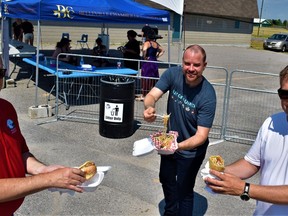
[137,28,164,101]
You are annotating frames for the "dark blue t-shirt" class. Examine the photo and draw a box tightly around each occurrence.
[155,66,217,157]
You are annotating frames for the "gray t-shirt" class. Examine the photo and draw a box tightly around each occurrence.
[155,66,217,157]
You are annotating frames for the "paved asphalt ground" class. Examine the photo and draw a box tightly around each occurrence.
[2,44,288,216]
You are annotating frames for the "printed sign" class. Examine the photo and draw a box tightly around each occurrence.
[104,102,124,123]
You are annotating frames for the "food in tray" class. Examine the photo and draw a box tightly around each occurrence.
[150,113,177,154]
[153,133,174,149]
[154,113,170,131]
[162,113,170,131]
[159,113,173,149]
[150,131,178,152]
[209,155,225,172]
[79,161,97,180]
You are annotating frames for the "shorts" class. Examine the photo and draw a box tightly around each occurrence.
[24,33,34,40]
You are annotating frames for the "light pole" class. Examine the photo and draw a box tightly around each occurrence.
[257,0,265,36]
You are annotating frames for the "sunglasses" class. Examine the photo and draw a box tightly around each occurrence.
[278,88,288,100]
[0,69,7,78]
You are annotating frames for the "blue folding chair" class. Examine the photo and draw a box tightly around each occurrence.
[76,34,89,49]
[62,32,70,39]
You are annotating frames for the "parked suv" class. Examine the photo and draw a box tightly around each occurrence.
[263,33,288,52]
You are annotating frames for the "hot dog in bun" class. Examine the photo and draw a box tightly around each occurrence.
[209,155,225,172]
[79,161,97,180]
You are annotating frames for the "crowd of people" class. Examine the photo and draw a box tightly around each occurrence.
[142,50,288,215]
[5,42,288,215]
[12,19,164,96]
[117,26,165,101]
[6,20,288,215]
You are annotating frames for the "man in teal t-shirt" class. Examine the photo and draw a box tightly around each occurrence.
[143,44,216,216]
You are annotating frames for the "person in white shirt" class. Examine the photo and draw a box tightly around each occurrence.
[205,65,288,216]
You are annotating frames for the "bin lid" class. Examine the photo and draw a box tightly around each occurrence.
[101,76,135,85]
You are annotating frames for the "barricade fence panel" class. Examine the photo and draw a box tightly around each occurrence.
[40,53,284,145]
[204,66,229,140]
[55,75,101,122]
[48,54,228,141]
[133,75,168,131]
[224,70,282,144]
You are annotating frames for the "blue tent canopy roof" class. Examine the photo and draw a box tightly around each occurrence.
[1,0,170,24]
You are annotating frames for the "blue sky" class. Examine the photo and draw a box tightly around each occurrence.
[257,0,288,21]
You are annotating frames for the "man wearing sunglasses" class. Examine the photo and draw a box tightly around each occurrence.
[205,65,288,215]
[0,59,86,215]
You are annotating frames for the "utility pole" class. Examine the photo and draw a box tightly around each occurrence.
[257,0,265,36]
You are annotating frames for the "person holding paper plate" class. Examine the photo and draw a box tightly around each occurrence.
[0,57,86,215]
[205,65,288,215]
[143,44,216,216]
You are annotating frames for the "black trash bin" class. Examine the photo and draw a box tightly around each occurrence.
[99,76,135,138]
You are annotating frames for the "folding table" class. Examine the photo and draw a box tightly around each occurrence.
[22,57,138,108]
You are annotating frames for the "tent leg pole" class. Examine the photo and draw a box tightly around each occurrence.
[34,20,40,107]
[168,24,170,64]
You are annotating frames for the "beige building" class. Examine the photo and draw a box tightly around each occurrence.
[136,0,259,47]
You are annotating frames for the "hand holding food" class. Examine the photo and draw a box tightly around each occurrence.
[79,161,97,180]
[209,155,225,172]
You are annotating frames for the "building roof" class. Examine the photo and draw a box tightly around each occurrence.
[136,0,259,19]
[253,18,271,24]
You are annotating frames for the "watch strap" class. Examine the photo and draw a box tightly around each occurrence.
[244,182,250,194]
[240,182,250,201]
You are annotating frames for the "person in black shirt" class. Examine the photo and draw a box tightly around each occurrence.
[121,30,140,71]
[12,18,23,42]
[92,37,108,67]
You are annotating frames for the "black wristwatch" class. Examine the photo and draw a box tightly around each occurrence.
[240,182,250,201]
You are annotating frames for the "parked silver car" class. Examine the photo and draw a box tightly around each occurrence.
[263,33,288,52]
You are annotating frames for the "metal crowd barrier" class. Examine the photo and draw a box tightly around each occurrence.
[45,54,281,145]
[48,54,228,143]
[223,70,281,144]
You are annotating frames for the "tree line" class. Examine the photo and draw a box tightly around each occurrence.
[268,19,287,27]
